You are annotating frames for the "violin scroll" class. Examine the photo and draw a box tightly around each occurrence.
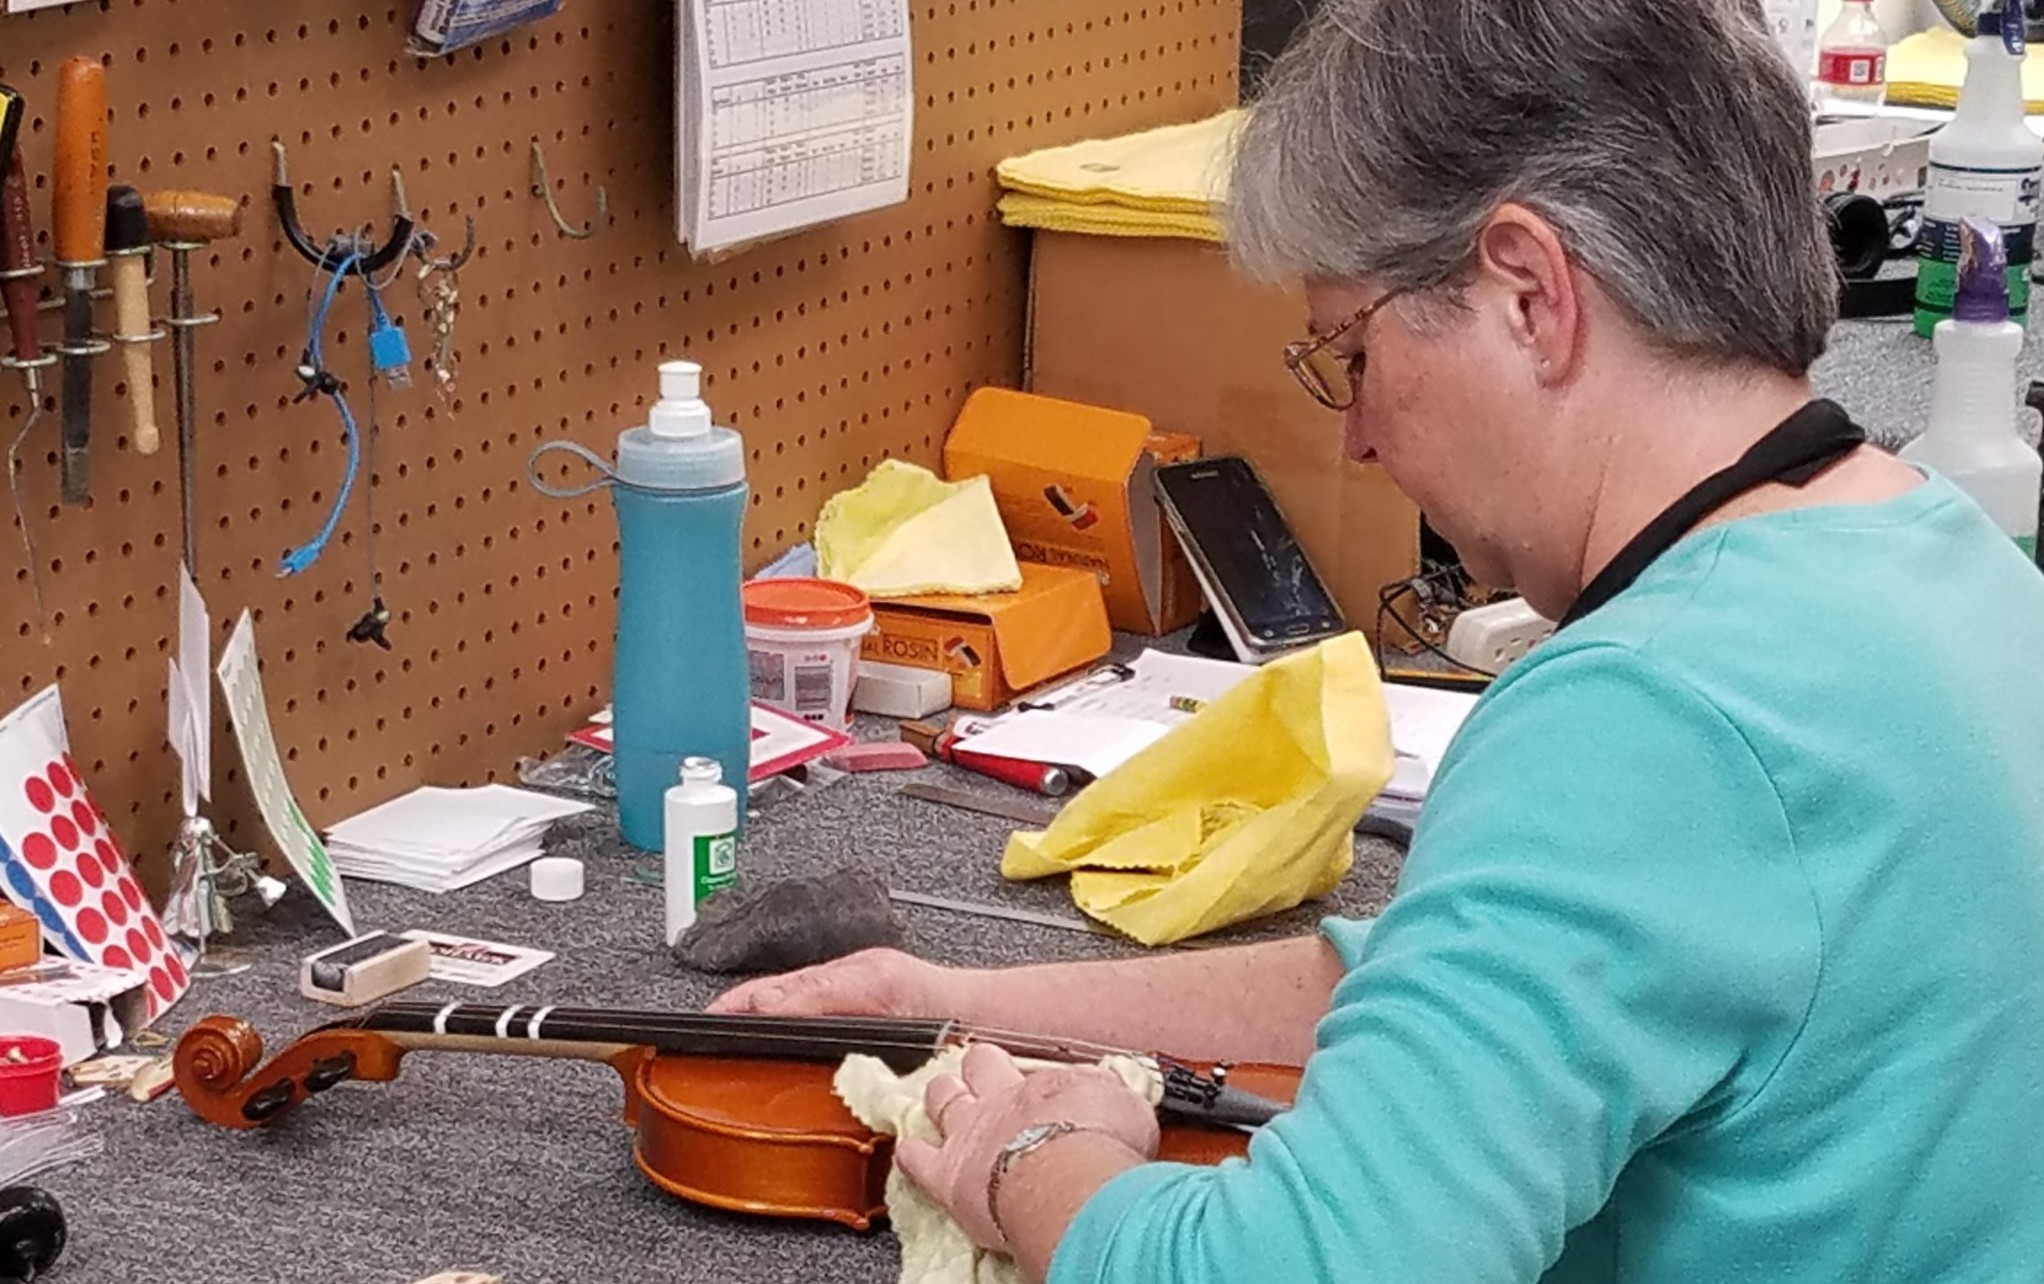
[173,1014,409,1131]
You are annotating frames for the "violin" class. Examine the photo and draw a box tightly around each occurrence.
[172,1002,1301,1231]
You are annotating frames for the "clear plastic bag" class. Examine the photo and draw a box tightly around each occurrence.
[0,1106,101,1187]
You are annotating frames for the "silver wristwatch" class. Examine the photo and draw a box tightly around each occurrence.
[985,1121,1093,1243]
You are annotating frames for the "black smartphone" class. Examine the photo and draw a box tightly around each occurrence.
[1154,457,1348,659]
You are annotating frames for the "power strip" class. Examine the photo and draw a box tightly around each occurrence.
[1444,598,1554,675]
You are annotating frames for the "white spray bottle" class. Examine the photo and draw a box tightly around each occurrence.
[1902,215,2043,562]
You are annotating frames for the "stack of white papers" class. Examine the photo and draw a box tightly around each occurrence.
[325,786,594,893]
[1380,684,1479,802]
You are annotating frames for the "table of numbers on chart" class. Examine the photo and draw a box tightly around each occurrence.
[705,0,907,67]
[707,56,909,217]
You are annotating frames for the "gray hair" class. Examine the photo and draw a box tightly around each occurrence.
[1228,0,1837,374]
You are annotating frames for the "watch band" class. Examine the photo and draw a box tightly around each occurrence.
[985,1121,1108,1246]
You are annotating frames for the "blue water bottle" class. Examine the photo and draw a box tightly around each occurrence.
[530,360,750,850]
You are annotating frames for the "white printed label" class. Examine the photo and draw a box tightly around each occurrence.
[1926,165,2042,225]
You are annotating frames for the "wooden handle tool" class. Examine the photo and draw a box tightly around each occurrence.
[141,191,243,245]
[0,146,39,370]
[105,186,156,454]
[51,56,108,504]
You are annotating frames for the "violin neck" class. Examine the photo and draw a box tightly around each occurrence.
[348,1003,958,1074]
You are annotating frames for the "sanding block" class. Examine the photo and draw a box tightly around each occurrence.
[300,931,432,1007]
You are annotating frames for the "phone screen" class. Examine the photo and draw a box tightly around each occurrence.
[1158,461,1345,643]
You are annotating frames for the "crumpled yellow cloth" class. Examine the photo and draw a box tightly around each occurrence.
[815,459,1023,598]
[1001,633,1393,945]
[993,111,1242,242]
[1885,28,2044,112]
[833,1045,1161,1284]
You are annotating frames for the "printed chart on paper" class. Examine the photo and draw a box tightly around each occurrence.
[678,0,913,252]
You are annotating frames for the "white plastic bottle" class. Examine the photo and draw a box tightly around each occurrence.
[663,756,739,945]
[1902,216,2043,562]
[1815,0,1888,107]
[1915,1,2044,337]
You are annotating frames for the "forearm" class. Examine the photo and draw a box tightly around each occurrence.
[998,1131,1145,1284]
[936,934,1345,1065]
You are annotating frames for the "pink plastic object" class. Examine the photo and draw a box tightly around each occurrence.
[821,742,930,773]
[0,1036,63,1117]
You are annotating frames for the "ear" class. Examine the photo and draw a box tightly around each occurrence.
[1471,203,1581,386]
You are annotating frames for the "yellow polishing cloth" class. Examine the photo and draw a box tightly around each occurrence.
[996,193,1226,243]
[1001,633,1394,946]
[1885,28,2044,112]
[815,459,1023,598]
[995,111,1242,215]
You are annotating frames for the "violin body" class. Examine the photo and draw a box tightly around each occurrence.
[174,1005,1302,1233]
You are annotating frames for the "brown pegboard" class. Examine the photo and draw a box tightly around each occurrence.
[0,0,1241,892]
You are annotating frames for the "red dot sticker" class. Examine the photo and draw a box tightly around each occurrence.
[74,907,107,945]
[102,945,132,971]
[48,871,81,908]
[20,834,57,871]
[102,890,128,927]
[96,840,119,877]
[144,917,164,949]
[120,878,142,912]
[48,816,77,852]
[71,801,96,837]
[165,953,187,987]
[126,928,151,963]
[22,778,53,814]
[46,762,72,798]
[150,968,174,1002]
[77,856,103,890]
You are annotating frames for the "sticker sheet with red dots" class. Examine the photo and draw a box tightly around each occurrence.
[0,686,189,1024]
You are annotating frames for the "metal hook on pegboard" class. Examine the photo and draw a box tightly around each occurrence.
[270,139,415,277]
[530,140,607,240]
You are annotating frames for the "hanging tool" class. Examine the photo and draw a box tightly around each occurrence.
[142,190,242,573]
[51,56,108,506]
[104,185,160,456]
[2,84,53,637]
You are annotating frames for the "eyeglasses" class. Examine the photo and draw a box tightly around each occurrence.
[1282,288,1408,412]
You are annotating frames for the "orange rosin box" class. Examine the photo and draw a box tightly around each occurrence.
[944,387,1202,636]
[0,904,42,974]
[860,563,1112,711]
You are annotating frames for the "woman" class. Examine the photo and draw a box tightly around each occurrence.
[713,1,2044,1279]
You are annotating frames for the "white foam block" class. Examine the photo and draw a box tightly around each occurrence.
[853,660,952,719]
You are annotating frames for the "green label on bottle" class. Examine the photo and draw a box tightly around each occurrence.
[695,831,737,902]
[1914,216,2036,337]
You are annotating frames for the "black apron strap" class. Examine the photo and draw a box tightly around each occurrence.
[1558,399,1867,629]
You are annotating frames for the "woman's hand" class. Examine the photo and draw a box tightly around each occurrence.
[705,947,954,1018]
[893,1043,1160,1254]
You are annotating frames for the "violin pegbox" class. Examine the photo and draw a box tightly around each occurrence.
[172,1014,410,1131]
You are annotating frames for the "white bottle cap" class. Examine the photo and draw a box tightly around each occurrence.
[680,755,723,786]
[530,856,586,902]
[648,360,713,439]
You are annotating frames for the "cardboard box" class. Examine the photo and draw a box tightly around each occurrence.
[1023,231,1421,634]
[0,905,40,974]
[944,387,1204,636]
[0,959,149,1066]
[861,563,1112,711]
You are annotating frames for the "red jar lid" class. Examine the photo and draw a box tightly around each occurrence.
[743,577,872,630]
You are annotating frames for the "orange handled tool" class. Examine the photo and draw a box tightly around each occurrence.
[51,55,108,505]
[0,84,39,374]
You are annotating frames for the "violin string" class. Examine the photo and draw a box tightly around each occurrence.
[352,1004,1154,1068]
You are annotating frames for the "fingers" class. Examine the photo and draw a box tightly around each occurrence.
[959,1042,1024,1098]
[703,959,868,1016]
[892,1135,941,1194]
[924,1073,970,1135]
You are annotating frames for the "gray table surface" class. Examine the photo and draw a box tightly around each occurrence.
[39,309,2044,1284]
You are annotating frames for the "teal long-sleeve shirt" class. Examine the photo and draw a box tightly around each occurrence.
[1050,473,2044,1283]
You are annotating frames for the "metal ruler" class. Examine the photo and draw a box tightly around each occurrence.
[897,781,1058,827]
[888,890,1113,938]
[887,890,1219,950]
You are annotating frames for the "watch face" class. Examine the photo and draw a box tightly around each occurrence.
[1008,1123,1058,1150]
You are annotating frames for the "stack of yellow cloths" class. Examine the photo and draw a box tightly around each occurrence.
[994,110,1244,243]
[1885,28,2044,112]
